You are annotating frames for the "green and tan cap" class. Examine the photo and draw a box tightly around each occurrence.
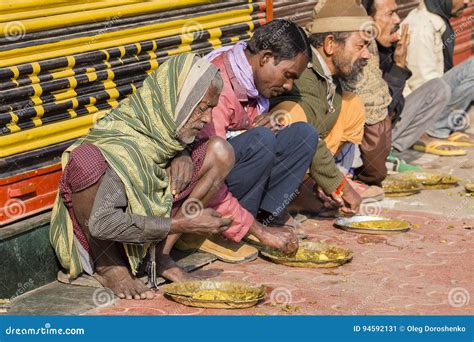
[306,0,373,34]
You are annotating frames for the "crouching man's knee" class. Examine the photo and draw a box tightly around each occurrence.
[206,136,235,173]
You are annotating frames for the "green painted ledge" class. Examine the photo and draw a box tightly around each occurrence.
[0,212,59,299]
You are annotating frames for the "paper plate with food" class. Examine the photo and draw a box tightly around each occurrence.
[334,215,411,234]
[162,280,265,309]
[260,241,353,268]
[382,177,422,197]
[394,171,459,190]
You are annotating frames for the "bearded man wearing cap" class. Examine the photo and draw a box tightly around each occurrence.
[271,0,379,215]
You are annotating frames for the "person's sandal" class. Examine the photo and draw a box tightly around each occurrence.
[386,148,423,172]
[57,270,102,288]
[412,141,466,156]
[447,132,474,147]
[174,234,258,264]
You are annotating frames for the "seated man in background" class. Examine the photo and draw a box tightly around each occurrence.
[271,0,377,215]
[346,0,463,186]
[403,0,473,146]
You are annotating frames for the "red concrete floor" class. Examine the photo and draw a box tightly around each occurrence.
[88,210,473,315]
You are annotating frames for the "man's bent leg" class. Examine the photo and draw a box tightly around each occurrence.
[356,116,392,186]
[392,78,451,151]
[226,127,277,216]
[156,137,235,282]
[428,58,474,138]
[260,122,318,216]
[72,183,154,300]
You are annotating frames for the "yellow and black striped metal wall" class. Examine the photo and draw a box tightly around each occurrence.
[0,0,266,158]
[0,0,266,225]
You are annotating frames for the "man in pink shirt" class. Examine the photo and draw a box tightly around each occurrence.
[200,20,318,254]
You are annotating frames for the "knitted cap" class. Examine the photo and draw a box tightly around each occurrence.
[306,0,372,34]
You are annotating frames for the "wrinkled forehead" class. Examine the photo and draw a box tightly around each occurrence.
[351,31,372,45]
[202,84,221,107]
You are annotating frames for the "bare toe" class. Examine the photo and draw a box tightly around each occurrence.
[144,290,155,300]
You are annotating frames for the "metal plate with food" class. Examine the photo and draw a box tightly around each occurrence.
[382,177,422,197]
[260,241,353,268]
[162,280,265,309]
[394,171,460,189]
[334,215,411,234]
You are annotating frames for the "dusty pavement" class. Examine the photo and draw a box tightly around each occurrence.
[86,123,474,316]
[87,211,473,316]
[7,112,474,316]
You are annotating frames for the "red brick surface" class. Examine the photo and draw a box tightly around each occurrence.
[89,210,473,315]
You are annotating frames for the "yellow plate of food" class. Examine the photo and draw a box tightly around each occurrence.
[465,183,474,193]
[162,281,265,309]
[382,177,421,197]
[395,171,459,189]
[260,241,353,268]
[334,215,411,234]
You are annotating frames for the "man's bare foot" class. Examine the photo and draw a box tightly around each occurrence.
[248,220,298,255]
[94,265,155,300]
[155,254,198,283]
[272,209,307,239]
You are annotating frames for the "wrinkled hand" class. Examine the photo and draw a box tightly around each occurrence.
[169,150,193,196]
[315,181,361,215]
[171,208,233,235]
[252,113,280,133]
[280,228,299,255]
[394,24,410,69]
[316,186,340,209]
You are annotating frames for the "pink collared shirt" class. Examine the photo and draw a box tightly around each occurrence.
[200,53,259,242]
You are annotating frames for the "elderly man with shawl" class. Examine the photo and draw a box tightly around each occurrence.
[50,54,236,300]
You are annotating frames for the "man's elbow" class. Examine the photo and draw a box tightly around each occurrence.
[86,215,116,241]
